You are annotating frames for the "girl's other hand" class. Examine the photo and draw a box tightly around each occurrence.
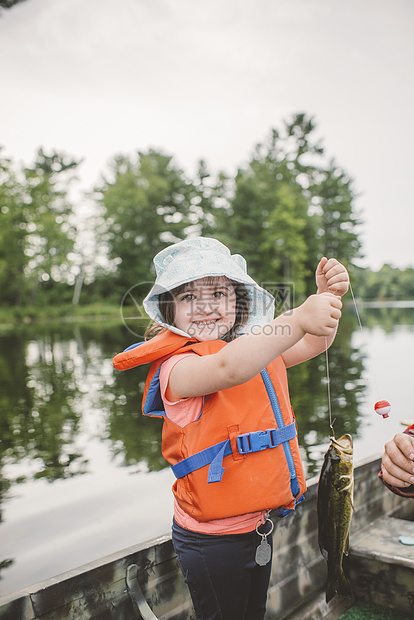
[316,257,349,297]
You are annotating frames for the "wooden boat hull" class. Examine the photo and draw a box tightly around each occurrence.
[0,455,413,620]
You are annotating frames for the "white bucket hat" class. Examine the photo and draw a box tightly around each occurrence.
[143,237,275,338]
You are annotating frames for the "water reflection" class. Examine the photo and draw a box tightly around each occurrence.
[0,311,366,500]
[357,304,414,333]
[0,306,413,591]
[288,307,366,474]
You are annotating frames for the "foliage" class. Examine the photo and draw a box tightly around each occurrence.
[0,151,27,305]
[0,0,28,9]
[0,148,81,307]
[310,162,362,263]
[95,150,194,301]
[217,128,311,300]
[355,264,414,300]
[0,115,411,317]
[23,149,80,286]
[186,159,232,239]
[212,114,361,301]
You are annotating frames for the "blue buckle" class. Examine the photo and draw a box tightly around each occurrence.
[237,429,276,454]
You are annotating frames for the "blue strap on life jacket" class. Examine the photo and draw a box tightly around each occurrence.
[171,422,297,483]
[123,341,144,352]
[236,425,297,454]
[260,369,301,500]
[172,439,233,483]
[119,342,168,416]
[274,493,305,517]
[169,368,304,515]
[143,359,304,512]
[207,441,231,483]
[143,366,165,416]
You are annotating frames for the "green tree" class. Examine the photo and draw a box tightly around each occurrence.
[284,114,362,267]
[96,149,193,300]
[398,267,414,299]
[214,115,362,304]
[0,151,27,305]
[186,159,233,239]
[23,148,80,298]
[0,148,80,308]
[356,265,414,301]
[219,129,312,302]
[0,0,28,9]
[311,162,362,265]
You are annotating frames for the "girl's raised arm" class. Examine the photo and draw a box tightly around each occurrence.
[166,293,342,400]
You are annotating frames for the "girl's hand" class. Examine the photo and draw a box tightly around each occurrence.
[316,257,349,297]
[382,433,414,488]
[295,292,342,337]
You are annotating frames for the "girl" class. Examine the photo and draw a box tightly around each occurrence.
[113,237,349,620]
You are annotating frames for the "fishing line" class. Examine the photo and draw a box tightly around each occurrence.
[349,282,391,418]
[349,282,381,399]
[324,338,334,436]
[323,281,390,430]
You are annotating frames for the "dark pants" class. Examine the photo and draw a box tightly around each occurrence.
[172,520,273,620]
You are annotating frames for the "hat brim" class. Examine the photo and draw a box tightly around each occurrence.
[144,268,274,338]
[143,237,275,338]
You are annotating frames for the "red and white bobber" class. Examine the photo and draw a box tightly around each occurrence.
[374,400,391,419]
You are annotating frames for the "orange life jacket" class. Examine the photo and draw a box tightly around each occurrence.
[113,329,307,522]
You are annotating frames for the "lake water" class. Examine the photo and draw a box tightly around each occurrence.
[1,305,414,596]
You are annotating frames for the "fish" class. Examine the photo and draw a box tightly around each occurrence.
[317,433,354,603]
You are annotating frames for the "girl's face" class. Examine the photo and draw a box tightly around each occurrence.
[173,277,237,341]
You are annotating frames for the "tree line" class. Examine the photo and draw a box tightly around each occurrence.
[0,113,412,320]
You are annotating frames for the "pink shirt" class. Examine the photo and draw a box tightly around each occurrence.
[159,353,266,534]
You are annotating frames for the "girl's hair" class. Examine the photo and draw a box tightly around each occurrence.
[146,276,250,342]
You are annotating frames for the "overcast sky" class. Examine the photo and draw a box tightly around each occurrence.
[1,0,413,270]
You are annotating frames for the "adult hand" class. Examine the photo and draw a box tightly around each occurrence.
[382,433,414,488]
